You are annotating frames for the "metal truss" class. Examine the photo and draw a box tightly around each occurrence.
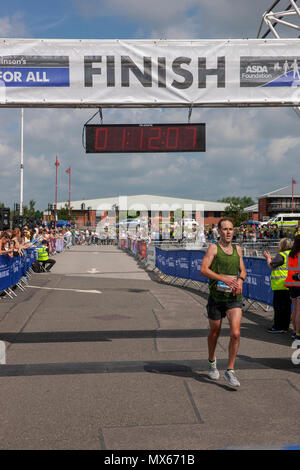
[257,1,300,117]
[257,0,300,38]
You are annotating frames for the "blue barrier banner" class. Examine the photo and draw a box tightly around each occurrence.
[166,251,177,277]
[0,255,12,291]
[0,248,37,292]
[244,257,273,306]
[175,250,190,279]
[155,248,273,306]
[190,250,209,283]
[156,248,167,273]
[11,256,23,286]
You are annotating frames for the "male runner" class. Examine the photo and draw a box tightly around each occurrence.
[200,217,247,388]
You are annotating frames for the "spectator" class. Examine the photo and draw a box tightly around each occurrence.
[0,232,13,256]
[11,228,24,256]
[37,240,56,272]
[212,224,219,243]
[263,238,293,333]
[64,228,72,249]
[283,235,300,343]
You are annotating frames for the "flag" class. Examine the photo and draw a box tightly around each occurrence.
[292,179,297,184]
[66,167,71,173]
[55,156,60,166]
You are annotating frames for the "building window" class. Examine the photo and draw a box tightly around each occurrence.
[214,212,221,218]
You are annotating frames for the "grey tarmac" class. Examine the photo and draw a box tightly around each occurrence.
[0,245,299,450]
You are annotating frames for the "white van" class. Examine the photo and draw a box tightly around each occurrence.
[263,213,300,228]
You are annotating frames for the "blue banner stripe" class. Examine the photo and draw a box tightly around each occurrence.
[0,67,70,87]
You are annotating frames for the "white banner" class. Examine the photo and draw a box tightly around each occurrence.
[1,38,300,107]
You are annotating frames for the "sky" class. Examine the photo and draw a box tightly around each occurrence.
[1,0,300,211]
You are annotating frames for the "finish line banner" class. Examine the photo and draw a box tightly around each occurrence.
[1,38,300,107]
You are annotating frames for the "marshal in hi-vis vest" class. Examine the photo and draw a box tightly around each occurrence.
[271,250,290,291]
[284,252,300,288]
[37,246,49,262]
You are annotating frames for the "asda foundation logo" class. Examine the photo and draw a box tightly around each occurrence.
[0,55,70,87]
[241,57,300,87]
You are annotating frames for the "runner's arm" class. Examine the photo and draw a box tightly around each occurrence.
[234,245,247,295]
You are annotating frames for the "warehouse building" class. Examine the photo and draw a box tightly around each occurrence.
[53,194,228,228]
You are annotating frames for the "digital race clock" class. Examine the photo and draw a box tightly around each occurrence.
[85,123,205,153]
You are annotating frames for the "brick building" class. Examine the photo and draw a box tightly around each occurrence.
[258,184,300,220]
[53,194,228,229]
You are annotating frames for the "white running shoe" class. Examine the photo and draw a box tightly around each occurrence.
[208,359,220,380]
[224,370,240,388]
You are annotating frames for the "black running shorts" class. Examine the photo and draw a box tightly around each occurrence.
[289,287,300,299]
[206,296,243,321]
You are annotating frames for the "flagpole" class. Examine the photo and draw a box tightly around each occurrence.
[55,156,60,231]
[20,108,24,216]
[67,167,71,222]
[292,178,294,214]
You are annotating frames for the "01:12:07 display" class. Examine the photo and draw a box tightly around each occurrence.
[85,124,206,153]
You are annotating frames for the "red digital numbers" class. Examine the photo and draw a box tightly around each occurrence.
[94,127,108,150]
[148,127,162,150]
[86,123,205,153]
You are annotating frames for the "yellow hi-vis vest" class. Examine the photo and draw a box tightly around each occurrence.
[271,250,290,291]
[37,246,49,262]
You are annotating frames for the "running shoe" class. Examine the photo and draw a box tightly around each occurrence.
[267,327,285,333]
[208,359,220,380]
[224,370,240,388]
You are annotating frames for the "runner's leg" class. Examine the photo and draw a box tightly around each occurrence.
[208,319,222,362]
[226,308,242,370]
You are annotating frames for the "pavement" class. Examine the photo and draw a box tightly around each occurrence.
[0,244,299,450]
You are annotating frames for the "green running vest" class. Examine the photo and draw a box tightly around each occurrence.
[270,250,290,291]
[209,243,242,302]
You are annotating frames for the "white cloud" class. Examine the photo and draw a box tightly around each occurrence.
[0,12,28,37]
[266,137,300,164]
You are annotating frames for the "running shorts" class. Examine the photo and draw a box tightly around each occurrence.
[206,296,243,321]
[289,287,300,299]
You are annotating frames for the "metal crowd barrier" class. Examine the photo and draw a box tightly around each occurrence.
[118,239,274,312]
[0,238,68,299]
[0,248,38,299]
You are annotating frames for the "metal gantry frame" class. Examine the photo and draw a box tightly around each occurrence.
[258,1,300,116]
[258,0,300,38]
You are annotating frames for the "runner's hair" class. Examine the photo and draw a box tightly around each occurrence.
[289,234,300,258]
[217,217,234,230]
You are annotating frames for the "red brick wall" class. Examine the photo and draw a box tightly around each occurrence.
[258,197,268,219]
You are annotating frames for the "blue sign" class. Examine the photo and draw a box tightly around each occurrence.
[0,249,37,293]
[0,255,11,292]
[0,56,70,87]
[175,250,191,279]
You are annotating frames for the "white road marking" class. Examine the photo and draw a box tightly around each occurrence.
[28,286,102,294]
[0,341,6,364]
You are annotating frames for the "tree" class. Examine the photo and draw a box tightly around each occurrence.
[217,196,255,209]
[57,203,75,222]
[23,199,37,218]
[222,201,245,227]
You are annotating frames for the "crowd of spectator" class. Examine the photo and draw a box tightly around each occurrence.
[0,225,68,258]
[0,220,296,260]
